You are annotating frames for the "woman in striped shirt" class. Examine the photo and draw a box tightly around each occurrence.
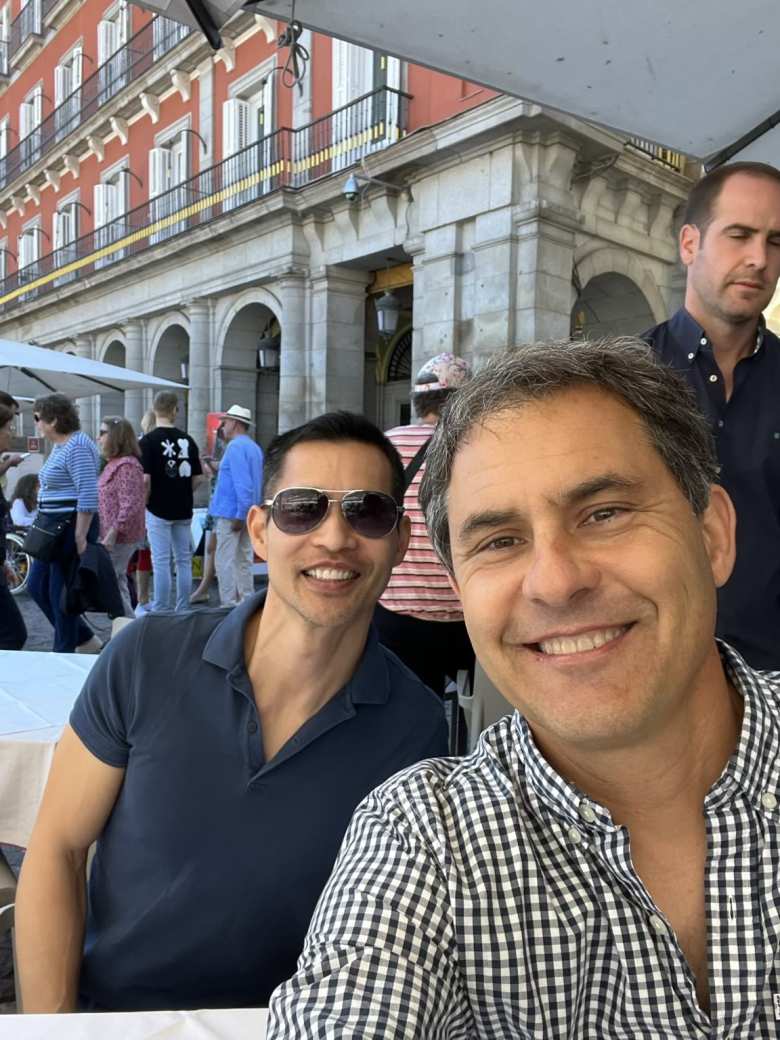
[27,394,102,653]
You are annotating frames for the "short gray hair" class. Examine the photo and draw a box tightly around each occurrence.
[419,337,720,572]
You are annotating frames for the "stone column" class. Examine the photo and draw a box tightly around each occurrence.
[276,275,307,432]
[308,266,370,417]
[186,299,213,446]
[512,204,578,345]
[408,225,459,378]
[123,319,145,433]
[73,336,95,439]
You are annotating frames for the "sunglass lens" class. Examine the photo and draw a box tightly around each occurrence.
[273,488,329,534]
[342,491,398,538]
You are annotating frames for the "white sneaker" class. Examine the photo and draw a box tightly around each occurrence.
[75,634,103,654]
[134,602,149,618]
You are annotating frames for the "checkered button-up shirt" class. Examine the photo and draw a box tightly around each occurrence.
[268,646,780,1039]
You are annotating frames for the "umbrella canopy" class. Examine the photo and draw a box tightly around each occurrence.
[139,0,780,166]
[0,340,187,400]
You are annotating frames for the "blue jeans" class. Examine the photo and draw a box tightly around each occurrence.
[28,515,97,652]
[145,511,193,613]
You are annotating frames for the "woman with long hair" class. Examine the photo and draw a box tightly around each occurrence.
[27,393,101,653]
[98,417,146,617]
[0,402,27,649]
[10,473,39,527]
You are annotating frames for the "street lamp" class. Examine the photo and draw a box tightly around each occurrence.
[257,331,281,371]
[375,290,401,337]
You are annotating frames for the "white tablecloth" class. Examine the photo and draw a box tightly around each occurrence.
[3,1008,267,1038]
[0,651,98,847]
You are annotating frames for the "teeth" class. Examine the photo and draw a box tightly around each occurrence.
[538,626,625,656]
[304,567,356,581]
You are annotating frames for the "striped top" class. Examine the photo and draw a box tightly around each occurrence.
[380,422,463,622]
[38,430,100,514]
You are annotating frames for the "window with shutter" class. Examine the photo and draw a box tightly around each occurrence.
[148,146,170,244]
[331,41,374,170]
[54,204,77,284]
[222,98,251,211]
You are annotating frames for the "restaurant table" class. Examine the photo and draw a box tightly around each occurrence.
[0,651,98,848]
[3,1007,268,1038]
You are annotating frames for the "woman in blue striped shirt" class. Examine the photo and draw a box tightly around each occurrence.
[27,394,102,653]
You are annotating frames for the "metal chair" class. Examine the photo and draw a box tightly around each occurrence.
[0,902,20,1010]
[457,662,515,752]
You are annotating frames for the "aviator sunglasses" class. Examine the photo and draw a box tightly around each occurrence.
[264,487,404,539]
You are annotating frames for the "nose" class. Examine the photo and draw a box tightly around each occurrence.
[310,500,359,552]
[521,533,600,607]
[745,238,768,271]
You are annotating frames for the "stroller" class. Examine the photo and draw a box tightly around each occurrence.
[5,527,32,596]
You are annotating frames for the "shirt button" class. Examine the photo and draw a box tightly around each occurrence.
[649,914,668,936]
[247,721,258,734]
[687,352,695,360]
[567,825,583,845]
[709,374,718,383]
[760,791,777,811]
[699,337,707,346]
[717,419,724,428]
[577,802,597,824]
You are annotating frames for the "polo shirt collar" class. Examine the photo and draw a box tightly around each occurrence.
[201,588,390,705]
[669,307,766,364]
[513,641,780,828]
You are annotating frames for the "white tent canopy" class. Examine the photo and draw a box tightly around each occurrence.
[0,340,187,400]
[139,0,780,166]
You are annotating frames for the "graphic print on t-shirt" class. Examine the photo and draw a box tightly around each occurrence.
[141,425,202,521]
[160,436,192,479]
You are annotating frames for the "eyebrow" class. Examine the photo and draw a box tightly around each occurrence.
[456,473,644,544]
[722,222,780,237]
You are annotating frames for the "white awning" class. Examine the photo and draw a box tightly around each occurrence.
[139,0,780,166]
[0,340,187,400]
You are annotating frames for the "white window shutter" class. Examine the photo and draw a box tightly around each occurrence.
[72,47,82,90]
[117,1,128,46]
[32,90,42,128]
[332,38,349,111]
[53,211,63,250]
[19,102,28,139]
[97,20,114,64]
[0,122,7,159]
[94,183,109,228]
[54,65,68,106]
[223,98,250,157]
[262,75,274,137]
[148,147,169,198]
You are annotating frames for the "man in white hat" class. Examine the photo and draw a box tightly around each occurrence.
[210,404,264,605]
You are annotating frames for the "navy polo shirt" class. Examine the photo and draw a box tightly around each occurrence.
[69,591,447,1011]
[644,308,780,669]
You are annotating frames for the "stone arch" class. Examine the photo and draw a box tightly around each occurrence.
[96,330,126,363]
[574,247,667,328]
[150,322,190,428]
[217,292,281,449]
[97,336,127,425]
[147,311,190,364]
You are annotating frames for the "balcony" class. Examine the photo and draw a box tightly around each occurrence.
[9,0,43,68]
[627,137,686,173]
[0,86,411,311]
[2,15,191,189]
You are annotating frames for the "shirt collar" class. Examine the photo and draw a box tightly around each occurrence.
[201,588,390,706]
[670,307,766,363]
[513,641,780,827]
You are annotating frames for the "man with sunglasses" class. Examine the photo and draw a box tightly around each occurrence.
[16,411,447,1014]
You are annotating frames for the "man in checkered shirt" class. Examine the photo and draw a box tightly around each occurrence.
[268,338,780,1038]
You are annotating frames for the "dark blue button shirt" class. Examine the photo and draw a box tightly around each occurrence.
[644,308,780,669]
[69,591,448,1011]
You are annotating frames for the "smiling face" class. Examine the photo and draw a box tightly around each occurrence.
[248,439,410,633]
[447,385,735,755]
[681,171,780,326]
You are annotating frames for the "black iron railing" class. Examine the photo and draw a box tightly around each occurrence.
[3,15,190,187]
[0,87,411,310]
[627,137,685,172]
[8,0,42,63]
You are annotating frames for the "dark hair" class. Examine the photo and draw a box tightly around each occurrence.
[153,391,179,419]
[11,473,38,512]
[263,411,405,505]
[0,391,17,411]
[33,393,80,434]
[102,416,141,460]
[0,403,14,431]
[420,337,720,573]
[412,388,452,419]
[683,161,780,233]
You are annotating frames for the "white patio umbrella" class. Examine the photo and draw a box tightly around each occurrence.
[137,0,780,167]
[0,340,187,400]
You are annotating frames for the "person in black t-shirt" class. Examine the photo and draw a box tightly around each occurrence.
[140,391,204,614]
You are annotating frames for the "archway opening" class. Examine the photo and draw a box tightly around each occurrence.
[98,340,126,428]
[221,303,279,449]
[153,324,190,430]
[571,272,656,339]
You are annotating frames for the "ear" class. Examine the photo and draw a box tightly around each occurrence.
[679,223,700,268]
[393,513,411,567]
[699,485,736,588]
[247,504,269,562]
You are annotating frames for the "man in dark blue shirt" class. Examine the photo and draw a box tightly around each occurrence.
[644,161,780,670]
[15,412,448,1012]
